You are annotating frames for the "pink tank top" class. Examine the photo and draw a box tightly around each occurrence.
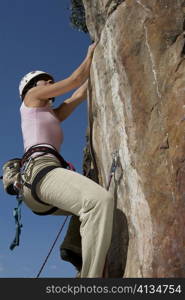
[20,102,64,152]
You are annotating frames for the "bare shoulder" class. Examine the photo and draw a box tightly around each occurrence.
[24,93,44,108]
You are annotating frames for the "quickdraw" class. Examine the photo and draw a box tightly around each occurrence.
[106,150,119,190]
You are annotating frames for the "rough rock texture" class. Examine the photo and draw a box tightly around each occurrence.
[82,0,185,277]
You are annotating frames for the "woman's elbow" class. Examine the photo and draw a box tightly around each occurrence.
[70,69,87,88]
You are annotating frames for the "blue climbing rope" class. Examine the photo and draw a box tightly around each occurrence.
[9,194,23,250]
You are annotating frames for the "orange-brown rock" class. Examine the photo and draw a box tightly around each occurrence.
[83,0,185,277]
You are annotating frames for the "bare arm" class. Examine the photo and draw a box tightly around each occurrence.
[26,43,97,101]
[53,80,88,122]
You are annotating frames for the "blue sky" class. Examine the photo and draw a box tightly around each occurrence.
[0,0,91,277]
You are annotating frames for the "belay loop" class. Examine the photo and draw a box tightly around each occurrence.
[9,194,23,250]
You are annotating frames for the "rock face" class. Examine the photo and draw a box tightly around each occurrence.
[82,0,185,277]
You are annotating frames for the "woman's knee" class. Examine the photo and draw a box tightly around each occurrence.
[97,190,114,211]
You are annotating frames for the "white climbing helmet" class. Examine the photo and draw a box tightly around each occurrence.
[19,70,54,99]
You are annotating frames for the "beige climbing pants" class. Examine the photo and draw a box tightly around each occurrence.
[61,215,82,255]
[22,156,114,278]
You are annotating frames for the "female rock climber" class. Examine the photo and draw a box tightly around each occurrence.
[18,42,114,278]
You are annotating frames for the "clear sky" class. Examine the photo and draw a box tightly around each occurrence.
[0,0,91,277]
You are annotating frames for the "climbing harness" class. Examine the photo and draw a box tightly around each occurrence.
[21,144,75,215]
[21,144,71,168]
[1,146,120,277]
[23,165,62,215]
[0,144,75,251]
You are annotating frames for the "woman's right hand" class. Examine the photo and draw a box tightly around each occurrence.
[26,42,99,103]
[86,42,98,58]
